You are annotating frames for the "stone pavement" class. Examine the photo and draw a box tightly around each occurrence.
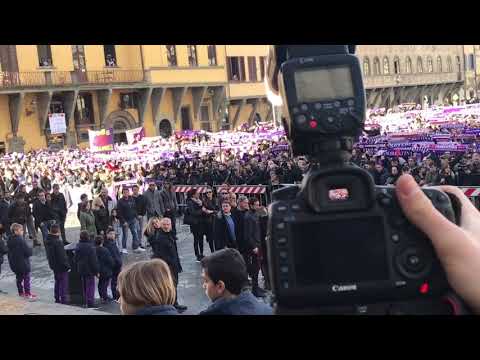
[0,209,270,315]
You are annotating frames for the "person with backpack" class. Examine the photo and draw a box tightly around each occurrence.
[44,224,70,304]
[7,223,36,300]
[103,227,122,301]
[95,235,115,303]
[75,231,99,308]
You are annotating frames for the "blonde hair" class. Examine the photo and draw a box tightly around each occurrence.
[118,259,176,314]
[10,223,23,234]
[145,216,161,237]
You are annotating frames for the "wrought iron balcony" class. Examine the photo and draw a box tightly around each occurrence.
[0,69,146,89]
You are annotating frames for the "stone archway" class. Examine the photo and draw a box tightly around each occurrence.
[104,110,137,144]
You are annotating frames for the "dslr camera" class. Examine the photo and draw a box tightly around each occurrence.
[265,45,464,315]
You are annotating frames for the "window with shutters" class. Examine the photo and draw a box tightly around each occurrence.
[248,56,257,82]
[417,57,424,73]
[437,56,442,72]
[447,56,453,72]
[373,57,381,75]
[363,57,370,76]
[427,56,433,73]
[260,56,266,80]
[383,57,390,75]
[103,45,117,67]
[166,45,177,66]
[405,57,412,74]
[37,45,53,67]
[207,45,217,66]
[200,105,211,131]
[456,56,462,73]
[227,56,246,81]
[469,54,475,70]
[393,57,400,75]
[188,45,198,67]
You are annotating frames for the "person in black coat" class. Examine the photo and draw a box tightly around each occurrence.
[44,224,70,304]
[244,198,267,298]
[75,231,99,308]
[50,184,69,245]
[0,191,10,237]
[7,223,35,299]
[0,235,8,294]
[104,227,122,300]
[213,201,238,251]
[95,235,115,303]
[201,189,217,253]
[92,197,110,235]
[7,193,29,232]
[132,185,147,248]
[146,217,187,313]
[185,188,205,261]
[32,190,55,244]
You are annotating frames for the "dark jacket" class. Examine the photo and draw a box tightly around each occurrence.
[133,194,147,217]
[7,200,29,226]
[32,199,55,227]
[117,196,138,223]
[44,234,70,273]
[50,192,68,222]
[135,305,178,315]
[199,290,273,315]
[147,229,182,274]
[202,197,218,226]
[213,211,238,250]
[75,239,99,277]
[96,246,114,278]
[7,234,32,275]
[244,210,261,252]
[93,207,110,234]
[185,198,203,227]
[103,238,122,270]
[160,189,178,214]
[0,237,8,267]
[27,187,43,205]
[232,208,248,253]
[0,199,9,233]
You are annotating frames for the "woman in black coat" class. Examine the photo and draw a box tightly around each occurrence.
[201,188,218,253]
[145,217,187,312]
[92,197,110,235]
[185,188,205,261]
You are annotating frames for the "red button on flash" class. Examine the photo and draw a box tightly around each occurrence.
[419,283,429,294]
[309,120,318,128]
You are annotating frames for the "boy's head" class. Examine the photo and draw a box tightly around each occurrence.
[79,230,90,243]
[10,223,24,236]
[49,223,60,235]
[106,227,116,240]
[94,235,104,246]
[200,248,248,301]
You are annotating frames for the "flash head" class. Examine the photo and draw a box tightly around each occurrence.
[266,45,366,163]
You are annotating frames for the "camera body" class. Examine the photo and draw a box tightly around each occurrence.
[265,45,462,314]
[267,164,457,309]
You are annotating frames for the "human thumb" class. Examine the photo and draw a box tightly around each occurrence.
[395,174,461,257]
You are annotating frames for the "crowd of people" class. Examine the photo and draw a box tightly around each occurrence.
[2,103,480,315]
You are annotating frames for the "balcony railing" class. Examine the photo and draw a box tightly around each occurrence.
[0,69,146,89]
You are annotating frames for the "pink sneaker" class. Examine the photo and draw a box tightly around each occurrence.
[18,293,25,298]
[25,294,37,301]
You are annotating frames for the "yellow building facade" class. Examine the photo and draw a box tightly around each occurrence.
[0,44,272,153]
